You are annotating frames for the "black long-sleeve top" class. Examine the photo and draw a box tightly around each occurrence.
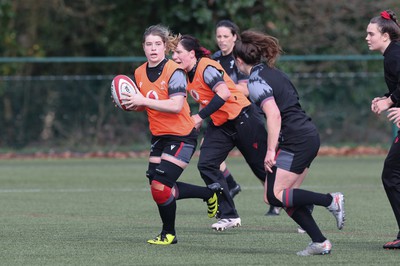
[383,41,400,107]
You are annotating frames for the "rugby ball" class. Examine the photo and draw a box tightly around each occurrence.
[111,75,139,111]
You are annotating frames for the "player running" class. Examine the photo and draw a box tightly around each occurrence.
[233,30,345,256]
[212,19,281,216]
[172,34,269,231]
[122,24,221,245]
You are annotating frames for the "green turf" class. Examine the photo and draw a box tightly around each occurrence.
[0,156,398,265]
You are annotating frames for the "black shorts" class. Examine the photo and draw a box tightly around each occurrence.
[276,134,320,174]
[150,129,198,164]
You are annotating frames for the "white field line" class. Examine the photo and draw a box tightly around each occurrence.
[0,184,378,194]
[0,188,146,193]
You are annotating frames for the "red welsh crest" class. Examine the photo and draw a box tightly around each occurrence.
[146,90,159,100]
[190,90,200,101]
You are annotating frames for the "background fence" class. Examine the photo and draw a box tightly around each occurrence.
[0,56,395,152]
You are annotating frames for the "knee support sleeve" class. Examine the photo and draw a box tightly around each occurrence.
[150,180,173,206]
[146,163,158,184]
[266,169,283,207]
[154,160,183,188]
[266,189,283,208]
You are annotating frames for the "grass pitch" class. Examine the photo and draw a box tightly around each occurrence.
[0,156,398,265]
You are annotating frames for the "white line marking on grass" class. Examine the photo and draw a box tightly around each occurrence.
[0,184,379,194]
[0,188,149,193]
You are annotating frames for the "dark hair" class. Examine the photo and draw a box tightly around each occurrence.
[216,20,240,40]
[233,30,282,67]
[370,10,400,41]
[179,35,211,58]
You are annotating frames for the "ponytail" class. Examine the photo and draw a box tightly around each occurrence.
[371,10,400,41]
[178,35,211,59]
[233,30,282,67]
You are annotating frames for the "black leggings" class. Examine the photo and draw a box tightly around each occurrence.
[198,104,268,218]
[382,133,400,234]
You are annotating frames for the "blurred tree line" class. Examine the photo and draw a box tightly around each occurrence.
[0,0,399,151]
[2,0,398,72]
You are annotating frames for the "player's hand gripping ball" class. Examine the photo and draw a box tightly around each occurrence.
[111,75,139,111]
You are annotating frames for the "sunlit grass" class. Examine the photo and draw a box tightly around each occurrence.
[0,156,398,265]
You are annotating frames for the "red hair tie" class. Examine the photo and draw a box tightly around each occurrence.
[381,11,391,20]
[200,47,211,58]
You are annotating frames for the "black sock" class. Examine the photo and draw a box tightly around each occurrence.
[222,168,237,189]
[287,206,326,243]
[157,199,176,235]
[283,188,333,207]
[174,181,213,200]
